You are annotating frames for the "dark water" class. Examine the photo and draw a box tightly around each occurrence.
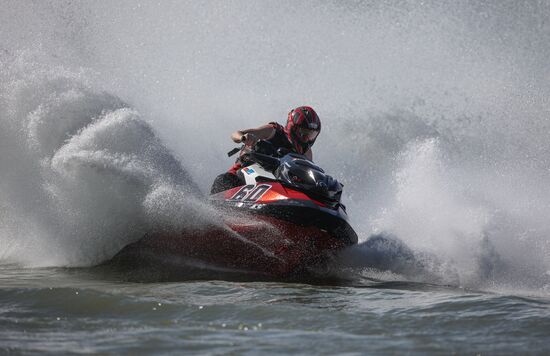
[1,264,549,355]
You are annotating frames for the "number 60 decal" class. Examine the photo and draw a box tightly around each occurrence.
[229,184,271,203]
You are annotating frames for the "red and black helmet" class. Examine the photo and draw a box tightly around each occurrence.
[285,106,321,154]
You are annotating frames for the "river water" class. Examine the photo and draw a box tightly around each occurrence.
[2,265,550,354]
[1,0,550,354]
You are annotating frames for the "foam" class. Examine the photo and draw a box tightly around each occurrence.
[0,61,204,267]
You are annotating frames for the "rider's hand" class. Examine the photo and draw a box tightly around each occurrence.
[242,133,258,147]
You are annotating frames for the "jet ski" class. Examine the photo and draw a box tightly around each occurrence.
[112,141,357,277]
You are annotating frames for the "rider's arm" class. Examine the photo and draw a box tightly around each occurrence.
[231,124,276,146]
[305,149,313,161]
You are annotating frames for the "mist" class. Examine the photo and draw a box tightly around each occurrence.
[1,0,550,292]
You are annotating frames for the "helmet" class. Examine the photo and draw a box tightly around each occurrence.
[285,106,321,154]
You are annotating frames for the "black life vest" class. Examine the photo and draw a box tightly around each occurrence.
[266,122,295,152]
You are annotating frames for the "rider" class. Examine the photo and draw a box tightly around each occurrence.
[210,106,322,194]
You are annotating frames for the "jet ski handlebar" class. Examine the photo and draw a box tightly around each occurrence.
[241,151,281,170]
[227,140,285,171]
[227,146,242,157]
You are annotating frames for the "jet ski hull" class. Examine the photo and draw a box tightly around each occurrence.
[113,183,357,277]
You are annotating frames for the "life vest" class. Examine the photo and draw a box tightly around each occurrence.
[266,122,294,152]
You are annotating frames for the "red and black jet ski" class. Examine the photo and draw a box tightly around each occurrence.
[112,141,357,277]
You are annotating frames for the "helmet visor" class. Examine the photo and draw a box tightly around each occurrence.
[296,127,320,142]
